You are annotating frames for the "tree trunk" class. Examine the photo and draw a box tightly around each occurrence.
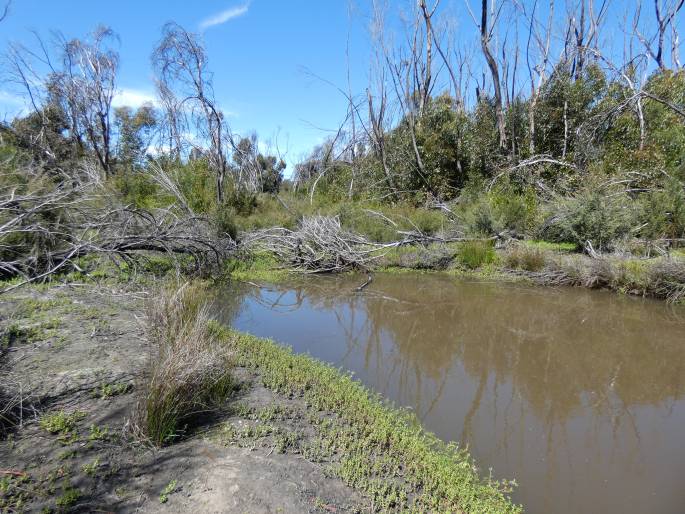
[480,0,507,150]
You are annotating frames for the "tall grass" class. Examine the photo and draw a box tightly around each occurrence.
[502,245,547,272]
[138,283,234,446]
[457,240,496,269]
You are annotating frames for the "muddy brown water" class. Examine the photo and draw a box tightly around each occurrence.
[214,273,685,514]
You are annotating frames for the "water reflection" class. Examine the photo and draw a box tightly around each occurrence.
[214,274,685,514]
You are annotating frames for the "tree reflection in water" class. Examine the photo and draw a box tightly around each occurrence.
[213,274,685,514]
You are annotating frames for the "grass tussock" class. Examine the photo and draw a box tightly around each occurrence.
[502,245,547,272]
[138,283,234,446]
[210,322,521,513]
[457,240,497,269]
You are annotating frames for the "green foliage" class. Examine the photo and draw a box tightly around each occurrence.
[522,240,578,252]
[535,62,607,160]
[56,485,81,508]
[602,71,685,176]
[40,410,86,435]
[114,105,157,170]
[82,458,101,476]
[225,252,289,283]
[159,479,178,504]
[461,187,539,237]
[225,188,258,216]
[257,154,286,193]
[388,94,472,198]
[638,176,685,240]
[112,171,170,209]
[215,202,239,240]
[338,202,446,242]
[211,322,521,513]
[5,100,81,170]
[541,188,635,250]
[174,159,217,214]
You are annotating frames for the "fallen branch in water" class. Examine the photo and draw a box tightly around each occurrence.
[355,273,373,291]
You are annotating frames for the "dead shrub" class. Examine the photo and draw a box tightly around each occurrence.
[647,259,685,303]
[581,259,616,289]
[503,245,547,272]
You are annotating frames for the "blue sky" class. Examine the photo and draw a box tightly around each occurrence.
[0,1,682,171]
[0,1,380,168]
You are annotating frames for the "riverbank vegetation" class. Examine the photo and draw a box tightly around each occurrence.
[143,281,521,512]
[138,282,235,446]
[1,0,684,300]
[1,1,685,511]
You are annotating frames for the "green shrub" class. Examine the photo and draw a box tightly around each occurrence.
[461,189,539,237]
[226,189,259,216]
[173,159,217,214]
[638,177,685,240]
[540,189,635,251]
[112,171,170,209]
[215,203,239,240]
[457,240,496,269]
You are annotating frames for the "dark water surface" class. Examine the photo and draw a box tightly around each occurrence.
[213,273,685,514]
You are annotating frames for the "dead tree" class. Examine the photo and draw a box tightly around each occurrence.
[524,0,554,155]
[59,27,119,175]
[155,80,184,160]
[569,0,608,80]
[0,163,235,292]
[418,0,440,116]
[5,27,119,175]
[635,0,685,71]
[152,23,230,203]
[0,1,10,23]
[475,0,508,150]
[368,3,400,199]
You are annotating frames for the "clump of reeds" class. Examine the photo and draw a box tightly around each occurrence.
[137,282,234,446]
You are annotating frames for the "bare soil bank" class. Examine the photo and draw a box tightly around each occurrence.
[0,282,365,513]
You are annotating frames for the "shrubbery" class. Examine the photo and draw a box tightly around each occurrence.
[540,188,635,251]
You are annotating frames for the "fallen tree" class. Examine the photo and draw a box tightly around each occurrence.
[244,214,498,273]
[0,162,235,292]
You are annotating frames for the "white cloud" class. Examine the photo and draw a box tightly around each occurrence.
[112,88,157,109]
[199,3,249,30]
[0,90,25,106]
[0,91,30,119]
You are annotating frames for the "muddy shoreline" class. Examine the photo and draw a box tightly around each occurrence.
[0,276,519,513]
[0,282,365,512]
